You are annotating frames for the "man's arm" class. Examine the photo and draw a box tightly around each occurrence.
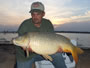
[17,20,28,36]
[47,20,54,32]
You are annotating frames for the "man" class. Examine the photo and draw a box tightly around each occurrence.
[16,2,67,68]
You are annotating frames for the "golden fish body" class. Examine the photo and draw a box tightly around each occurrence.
[13,32,84,64]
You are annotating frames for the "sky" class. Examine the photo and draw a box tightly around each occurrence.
[0,0,90,31]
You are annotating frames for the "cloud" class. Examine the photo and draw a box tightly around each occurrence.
[0,8,29,26]
[52,10,90,25]
[0,0,32,26]
[0,0,90,32]
[54,10,90,32]
[54,20,90,32]
[70,10,90,22]
[0,0,73,26]
[85,11,90,16]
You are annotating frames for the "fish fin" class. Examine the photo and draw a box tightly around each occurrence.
[70,46,83,64]
[63,49,71,53]
[76,47,84,54]
[26,47,29,57]
[71,46,84,64]
[71,49,78,64]
[42,55,53,61]
[63,46,84,64]
[72,47,84,64]
[63,48,78,64]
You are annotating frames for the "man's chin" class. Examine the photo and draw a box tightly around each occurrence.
[33,22,41,24]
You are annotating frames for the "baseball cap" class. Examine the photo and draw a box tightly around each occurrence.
[29,2,45,13]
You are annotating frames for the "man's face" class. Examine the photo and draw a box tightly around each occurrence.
[31,12,45,24]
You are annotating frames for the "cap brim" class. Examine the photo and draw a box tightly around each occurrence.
[29,9,43,13]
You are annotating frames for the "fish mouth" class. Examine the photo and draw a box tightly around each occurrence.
[12,39,29,57]
[12,38,20,46]
[12,39,17,45]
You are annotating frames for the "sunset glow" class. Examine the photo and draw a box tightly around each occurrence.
[0,0,90,31]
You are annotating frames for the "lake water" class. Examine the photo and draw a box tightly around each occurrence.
[0,32,90,48]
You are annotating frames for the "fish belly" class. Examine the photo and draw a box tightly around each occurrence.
[30,39,59,55]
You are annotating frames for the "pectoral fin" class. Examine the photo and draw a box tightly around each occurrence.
[42,55,53,61]
[26,47,29,57]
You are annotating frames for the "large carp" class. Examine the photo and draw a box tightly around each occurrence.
[13,32,84,64]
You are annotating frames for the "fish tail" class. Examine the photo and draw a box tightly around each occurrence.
[76,47,84,54]
[71,48,78,64]
[63,47,78,63]
[71,46,84,64]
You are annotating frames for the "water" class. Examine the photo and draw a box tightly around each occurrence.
[0,32,90,48]
[59,33,90,48]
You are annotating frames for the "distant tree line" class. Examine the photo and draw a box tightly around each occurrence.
[0,30,90,34]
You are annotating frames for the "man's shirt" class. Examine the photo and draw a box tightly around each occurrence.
[16,18,54,61]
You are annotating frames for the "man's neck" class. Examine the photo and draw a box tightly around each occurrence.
[34,23,41,28]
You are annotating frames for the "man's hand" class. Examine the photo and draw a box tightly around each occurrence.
[57,47,63,52]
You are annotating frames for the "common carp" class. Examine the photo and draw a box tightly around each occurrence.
[13,32,84,64]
